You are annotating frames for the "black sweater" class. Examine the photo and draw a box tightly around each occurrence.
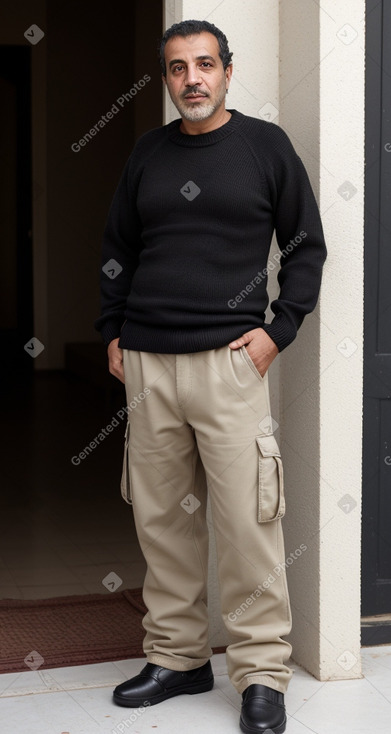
[95,109,327,353]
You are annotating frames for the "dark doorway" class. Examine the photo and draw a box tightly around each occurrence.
[0,0,162,607]
[362,0,391,643]
[0,45,33,382]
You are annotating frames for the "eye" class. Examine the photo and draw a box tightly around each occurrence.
[200,62,212,68]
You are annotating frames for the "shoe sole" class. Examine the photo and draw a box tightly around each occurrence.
[113,676,214,707]
[239,715,286,734]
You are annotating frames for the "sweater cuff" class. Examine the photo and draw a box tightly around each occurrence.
[261,315,297,352]
[98,319,123,346]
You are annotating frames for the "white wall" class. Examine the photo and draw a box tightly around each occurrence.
[318,0,364,679]
[163,0,366,681]
[279,0,364,680]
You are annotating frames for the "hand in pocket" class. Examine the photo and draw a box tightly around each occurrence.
[228,328,278,377]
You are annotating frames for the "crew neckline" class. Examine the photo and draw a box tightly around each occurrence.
[167,109,244,147]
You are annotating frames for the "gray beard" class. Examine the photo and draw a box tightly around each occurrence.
[171,84,227,123]
[178,100,216,121]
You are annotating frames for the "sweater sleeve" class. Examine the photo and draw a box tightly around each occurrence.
[94,151,144,345]
[260,127,327,351]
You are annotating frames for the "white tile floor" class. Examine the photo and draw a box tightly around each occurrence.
[1,647,390,733]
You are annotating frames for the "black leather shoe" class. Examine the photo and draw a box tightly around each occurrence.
[113,660,214,707]
[240,684,286,733]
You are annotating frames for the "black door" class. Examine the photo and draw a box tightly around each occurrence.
[362,0,391,643]
[0,45,33,384]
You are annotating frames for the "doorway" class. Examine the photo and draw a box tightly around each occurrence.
[0,45,33,383]
[0,0,162,604]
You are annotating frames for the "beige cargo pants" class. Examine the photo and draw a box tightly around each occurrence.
[121,343,293,695]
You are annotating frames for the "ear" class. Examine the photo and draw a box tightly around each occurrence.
[225,62,233,88]
[162,74,167,86]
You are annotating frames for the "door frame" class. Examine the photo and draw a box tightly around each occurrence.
[361,0,391,645]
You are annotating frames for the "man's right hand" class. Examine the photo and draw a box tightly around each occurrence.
[108,338,125,384]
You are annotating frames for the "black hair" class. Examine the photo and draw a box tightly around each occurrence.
[159,19,233,77]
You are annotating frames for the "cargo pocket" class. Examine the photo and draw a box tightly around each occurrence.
[256,434,285,522]
[120,421,132,505]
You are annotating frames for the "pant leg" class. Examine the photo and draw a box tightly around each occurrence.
[122,349,212,671]
[182,345,293,694]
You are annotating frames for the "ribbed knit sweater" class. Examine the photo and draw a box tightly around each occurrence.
[95,109,327,353]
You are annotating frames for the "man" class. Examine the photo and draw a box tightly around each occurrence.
[95,19,327,734]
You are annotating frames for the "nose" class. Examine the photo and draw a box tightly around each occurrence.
[184,63,202,87]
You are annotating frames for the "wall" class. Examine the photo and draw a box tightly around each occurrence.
[279,0,364,680]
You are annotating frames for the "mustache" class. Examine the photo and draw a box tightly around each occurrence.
[182,88,209,99]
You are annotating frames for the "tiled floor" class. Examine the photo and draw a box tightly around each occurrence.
[1,647,391,733]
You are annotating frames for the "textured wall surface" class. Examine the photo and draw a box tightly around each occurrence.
[279,0,364,680]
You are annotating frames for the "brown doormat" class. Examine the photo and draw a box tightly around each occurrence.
[0,588,226,674]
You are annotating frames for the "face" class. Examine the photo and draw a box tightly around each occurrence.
[163,32,232,122]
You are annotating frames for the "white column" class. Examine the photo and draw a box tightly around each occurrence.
[279,0,365,680]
